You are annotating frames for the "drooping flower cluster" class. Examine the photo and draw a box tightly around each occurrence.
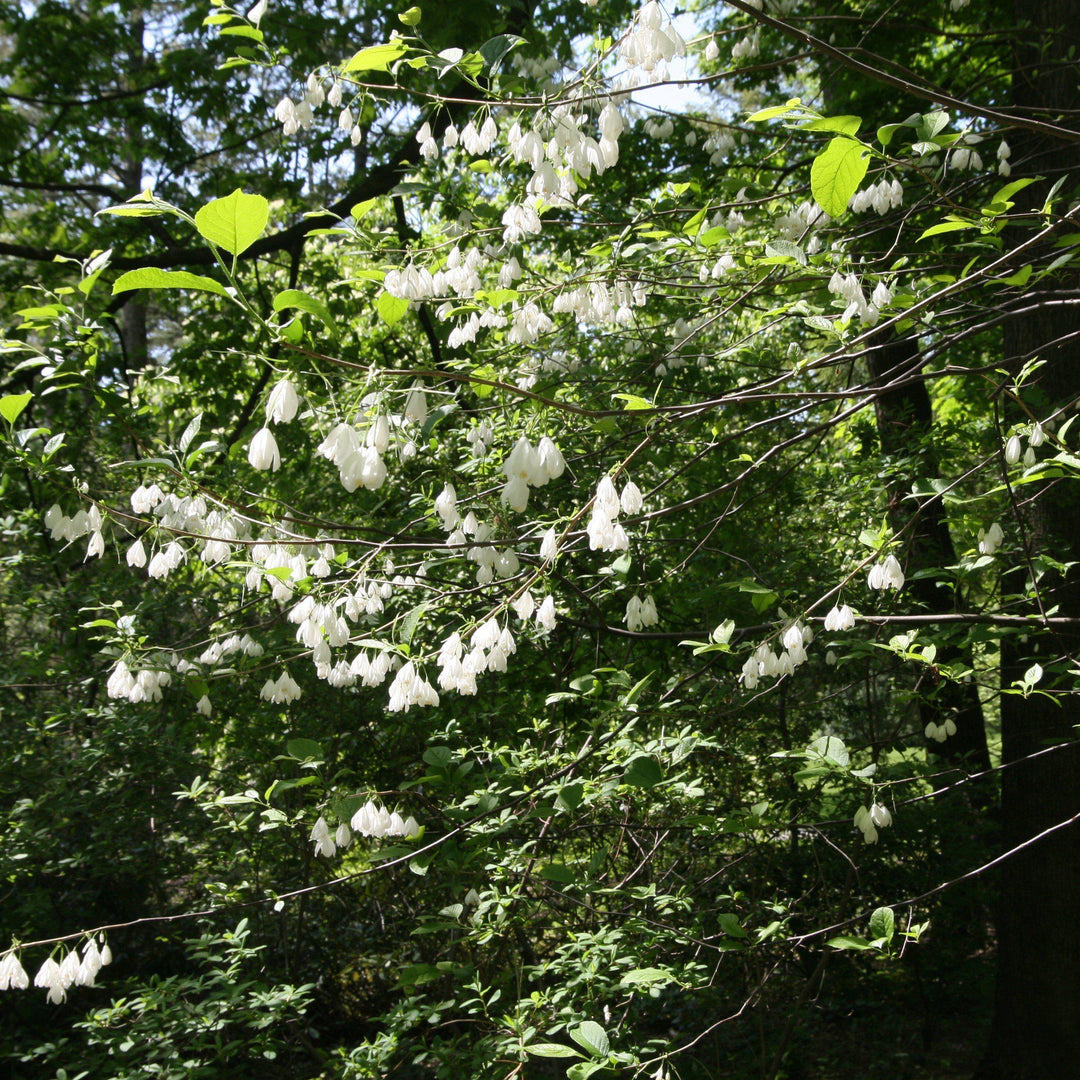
[587,475,642,552]
[259,668,303,703]
[977,522,1004,556]
[0,951,29,992]
[740,619,814,689]
[867,554,905,591]
[45,502,104,559]
[822,603,856,632]
[617,0,687,88]
[25,937,112,1004]
[500,436,566,513]
[854,803,892,845]
[387,660,439,712]
[925,716,958,743]
[350,800,421,838]
[310,816,353,858]
[437,618,518,694]
[107,659,171,703]
[625,594,658,632]
[850,177,903,215]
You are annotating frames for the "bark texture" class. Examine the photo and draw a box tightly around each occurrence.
[979,3,1080,1076]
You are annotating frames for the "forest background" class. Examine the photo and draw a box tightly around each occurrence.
[2,0,1079,1077]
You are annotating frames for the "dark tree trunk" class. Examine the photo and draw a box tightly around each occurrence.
[979,3,1080,1076]
[867,333,991,772]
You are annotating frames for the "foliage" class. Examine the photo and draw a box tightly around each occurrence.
[2,0,1078,1077]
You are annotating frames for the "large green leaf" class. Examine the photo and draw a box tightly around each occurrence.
[342,40,408,73]
[112,268,229,296]
[272,289,336,334]
[0,392,32,425]
[194,189,269,256]
[811,137,870,217]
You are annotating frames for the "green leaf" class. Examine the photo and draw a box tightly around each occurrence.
[555,783,583,812]
[718,913,748,939]
[623,755,663,788]
[0,392,32,425]
[477,33,525,73]
[747,98,808,122]
[810,137,870,218]
[869,906,895,944]
[218,24,263,41]
[620,967,675,988]
[803,114,861,136]
[538,863,576,884]
[286,737,323,762]
[826,934,876,951]
[273,289,336,333]
[570,1021,609,1059]
[397,6,422,25]
[918,220,978,241]
[612,393,652,411]
[806,735,849,769]
[377,292,410,326]
[1002,264,1033,287]
[523,1044,583,1059]
[764,240,807,265]
[342,40,408,73]
[399,602,429,646]
[113,268,229,297]
[194,189,269,256]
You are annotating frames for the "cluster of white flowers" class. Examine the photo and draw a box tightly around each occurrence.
[0,950,29,991]
[107,659,171,703]
[259,669,303,703]
[951,139,984,172]
[437,618,518,694]
[617,0,687,88]
[854,802,892,845]
[387,660,439,712]
[278,71,362,143]
[822,603,856,632]
[643,116,674,140]
[978,522,1004,556]
[588,475,642,551]
[867,554,905,591]
[553,278,646,326]
[499,436,566,513]
[21,937,113,1004]
[731,27,760,62]
[1005,420,1045,468]
[129,487,248,579]
[45,502,105,559]
[512,52,563,84]
[625,594,658,631]
[776,200,830,246]
[317,410,402,493]
[310,816,352,858]
[511,589,558,631]
[739,620,814,689]
[997,139,1011,176]
[850,177,903,215]
[702,130,745,167]
[925,716,958,743]
[700,253,737,283]
[465,421,494,458]
[507,104,620,205]
[506,299,554,344]
[350,800,421,838]
[828,270,891,325]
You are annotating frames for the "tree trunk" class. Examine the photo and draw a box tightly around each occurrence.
[979,3,1080,1075]
[867,333,991,772]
